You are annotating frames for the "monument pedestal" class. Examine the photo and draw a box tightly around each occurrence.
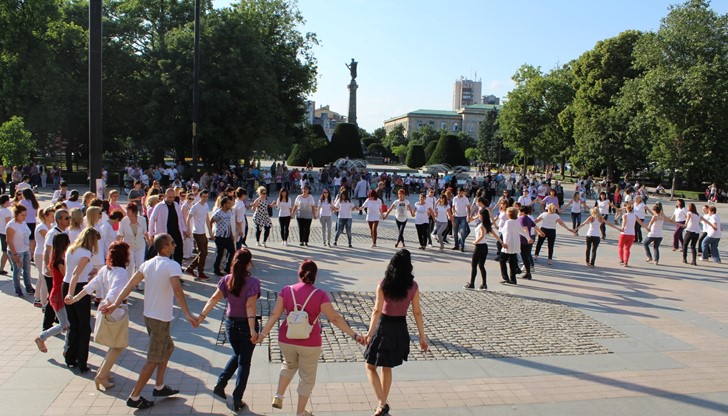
[347,80,358,125]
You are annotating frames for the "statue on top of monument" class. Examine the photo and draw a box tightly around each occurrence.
[346,58,357,80]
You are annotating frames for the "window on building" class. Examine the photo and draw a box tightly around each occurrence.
[440,122,446,130]
[452,123,459,132]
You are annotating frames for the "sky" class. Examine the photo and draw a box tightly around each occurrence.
[212,0,728,133]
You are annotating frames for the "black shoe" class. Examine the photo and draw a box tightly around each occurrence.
[523,274,533,280]
[460,247,464,252]
[515,269,522,275]
[451,246,459,250]
[153,385,179,397]
[348,244,353,248]
[213,384,226,400]
[0,270,7,275]
[233,401,246,411]
[478,284,487,290]
[127,396,154,409]
[78,364,90,373]
[214,270,225,276]
[27,288,35,294]
[299,242,304,246]
[464,283,475,290]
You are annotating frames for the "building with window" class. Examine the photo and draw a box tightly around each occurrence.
[309,104,347,140]
[383,104,500,140]
[453,77,482,110]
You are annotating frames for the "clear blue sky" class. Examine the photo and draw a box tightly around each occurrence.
[212,0,728,132]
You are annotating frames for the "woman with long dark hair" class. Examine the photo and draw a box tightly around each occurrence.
[317,188,333,246]
[34,233,71,353]
[65,241,131,391]
[682,203,716,266]
[466,206,505,289]
[198,249,261,412]
[574,207,620,268]
[384,188,415,248]
[361,189,384,247]
[364,249,427,416]
[20,188,40,261]
[271,188,292,246]
[670,198,687,251]
[333,190,356,247]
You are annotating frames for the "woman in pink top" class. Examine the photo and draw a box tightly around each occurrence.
[259,260,364,416]
[364,249,428,416]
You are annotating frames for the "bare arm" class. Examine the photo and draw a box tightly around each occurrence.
[365,285,385,340]
[259,297,285,341]
[320,302,363,343]
[171,276,197,326]
[410,289,428,352]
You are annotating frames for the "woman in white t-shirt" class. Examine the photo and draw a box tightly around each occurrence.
[0,195,12,275]
[333,190,357,247]
[271,189,292,246]
[643,204,681,265]
[574,207,620,268]
[669,199,687,251]
[534,203,574,265]
[413,193,432,250]
[429,193,451,251]
[318,189,334,246]
[6,204,34,296]
[596,192,616,239]
[291,185,317,246]
[632,195,653,243]
[618,203,650,267]
[682,203,715,266]
[117,203,150,279]
[62,227,101,372]
[701,206,722,263]
[384,189,415,248]
[361,189,384,247]
[562,192,589,233]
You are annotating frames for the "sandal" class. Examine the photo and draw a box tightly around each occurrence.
[372,403,390,416]
[34,337,47,353]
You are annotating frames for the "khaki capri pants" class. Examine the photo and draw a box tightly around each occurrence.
[279,342,322,396]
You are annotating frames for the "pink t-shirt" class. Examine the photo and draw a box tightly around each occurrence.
[278,282,331,347]
[381,280,418,317]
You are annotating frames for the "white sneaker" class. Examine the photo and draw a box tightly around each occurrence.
[262,242,267,248]
[256,242,261,247]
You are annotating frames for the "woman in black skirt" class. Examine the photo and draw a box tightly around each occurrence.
[364,249,428,416]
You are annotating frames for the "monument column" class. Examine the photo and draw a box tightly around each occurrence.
[345,58,358,126]
[347,80,358,125]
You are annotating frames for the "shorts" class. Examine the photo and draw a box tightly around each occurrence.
[27,223,36,240]
[144,316,174,363]
[0,234,6,252]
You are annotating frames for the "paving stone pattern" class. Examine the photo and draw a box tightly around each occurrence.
[250,290,626,363]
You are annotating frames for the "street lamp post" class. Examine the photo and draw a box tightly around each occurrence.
[191,0,201,177]
[89,0,102,193]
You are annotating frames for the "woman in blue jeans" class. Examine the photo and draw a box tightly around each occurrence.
[333,191,357,247]
[6,204,34,296]
[198,249,260,412]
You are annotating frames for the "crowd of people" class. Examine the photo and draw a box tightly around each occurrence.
[0,163,723,415]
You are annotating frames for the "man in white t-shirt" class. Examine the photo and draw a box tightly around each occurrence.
[233,188,248,249]
[185,190,211,280]
[451,187,471,252]
[103,234,198,409]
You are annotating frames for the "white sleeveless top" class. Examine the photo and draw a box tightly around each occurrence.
[622,213,636,236]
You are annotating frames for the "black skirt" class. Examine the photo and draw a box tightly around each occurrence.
[364,314,410,367]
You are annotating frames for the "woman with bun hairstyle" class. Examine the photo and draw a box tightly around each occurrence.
[259,260,364,416]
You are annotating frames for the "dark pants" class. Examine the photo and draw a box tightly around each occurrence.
[395,219,407,244]
[297,218,312,243]
[586,236,600,266]
[427,217,434,245]
[62,281,90,367]
[499,253,518,283]
[600,214,608,238]
[279,216,291,241]
[470,244,488,286]
[643,237,662,261]
[43,275,56,330]
[698,232,708,255]
[683,231,699,263]
[255,225,271,243]
[415,223,429,248]
[217,318,258,403]
[453,216,469,248]
[358,197,366,214]
[535,228,556,259]
[170,231,184,264]
[214,236,235,273]
[189,233,208,275]
[571,212,582,230]
[634,221,643,243]
[673,221,685,249]
[520,242,533,274]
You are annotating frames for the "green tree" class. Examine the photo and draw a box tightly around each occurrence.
[427,134,467,166]
[405,144,426,168]
[391,145,408,162]
[424,141,438,161]
[409,124,439,146]
[568,30,645,178]
[367,143,386,156]
[382,124,407,150]
[631,0,728,191]
[0,117,35,167]
[476,109,500,164]
[464,148,479,162]
[372,127,387,142]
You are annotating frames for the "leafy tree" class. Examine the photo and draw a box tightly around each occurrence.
[464,148,479,162]
[405,144,426,168]
[540,65,576,166]
[382,124,407,150]
[328,123,363,160]
[0,116,35,167]
[409,124,440,146]
[424,141,438,161]
[568,30,645,178]
[287,124,327,166]
[391,145,408,162]
[631,0,728,191]
[477,109,500,164]
[427,134,467,166]
[367,143,386,156]
[372,127,387,142]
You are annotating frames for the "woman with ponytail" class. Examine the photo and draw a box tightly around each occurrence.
[197,249,261,412]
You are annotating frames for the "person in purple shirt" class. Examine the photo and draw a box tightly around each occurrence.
[540,189,560,214]
[518,206,545,280]
[364,249,428,416]
[197,249,260,412]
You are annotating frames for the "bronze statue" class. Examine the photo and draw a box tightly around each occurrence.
[346,58,357,80]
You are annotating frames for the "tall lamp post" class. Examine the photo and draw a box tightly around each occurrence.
[191,0,201,177]
[88,0,102,193]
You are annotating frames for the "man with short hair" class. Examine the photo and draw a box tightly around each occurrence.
[210,196,235,276]
[233,188,248,249]
[451,187,471,252]
[185,190,211,280]
[102,234,198,409]
[354,176,369,215]
[149,188,188,264]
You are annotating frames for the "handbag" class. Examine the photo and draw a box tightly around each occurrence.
[94,306,129,348]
